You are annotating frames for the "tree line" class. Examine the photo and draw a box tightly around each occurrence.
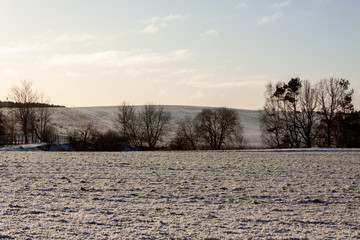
[0,80,61,145]
[260,77,359,148]
[68,103,246,151]
[2,77,358,150]
[0,100,64,108]
[0,80,245,150]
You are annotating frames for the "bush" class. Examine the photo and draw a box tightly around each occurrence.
[92,130,128,151]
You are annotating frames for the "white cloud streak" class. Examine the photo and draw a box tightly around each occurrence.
[0,43,48,54]
[235,2,248,9]
[44,49,192,68]
[33,33,97,46]
[144,14,188,24]
[124,67,165,77]
[185,80,266,88]
[180,74,269,89]
[313,0,331,4]
[141,25,160,34]
[192,90,205,99]
[2,68,19,77]
[257,12,283,25]
[54,33,96,43]
[202,29,219,37]
[141,14,188,34]
[0,33,98,55]
[272,1,290,8]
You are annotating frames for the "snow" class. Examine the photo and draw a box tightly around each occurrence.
[0,151,359,239]
[50,107,110,136]
[73,105,263,147]
[0,143,48,151]
[240,148,360,152]
[0,143,73,152]
[3,105,260,147]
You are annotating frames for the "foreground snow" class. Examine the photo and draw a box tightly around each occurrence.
[2,143,360,153]
[0,151,359,239]
[242,148,360,152]
[0,143,72,152]
[0,143,48,151]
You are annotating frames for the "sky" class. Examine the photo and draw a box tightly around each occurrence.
[0,0,359,110]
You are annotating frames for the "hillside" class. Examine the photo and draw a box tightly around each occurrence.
[51,106,262,147]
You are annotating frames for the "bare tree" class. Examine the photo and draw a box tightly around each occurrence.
[30,93,54,142]
[140,104,171,149]
[5,109,18,145]
[0,110,7,145]
[317,78,354,147]
[231,122,246,149]
[273,78,302,148]
[67,122,95,150]
[172,116,199,150]
[260,79,302,148]
[9,80,39,143]
[261,78,324,148]
[0,110,6,135]
[116,102,134,137]
[115,102,144,148]
[296,80,320,148]
[260,83,287,148]
[262,77,355,148]
[195,107,243,150]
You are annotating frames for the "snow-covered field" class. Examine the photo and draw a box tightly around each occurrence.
[1,151,359,239]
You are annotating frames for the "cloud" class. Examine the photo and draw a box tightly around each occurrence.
[173,69,196,75]
[235,2,248,9]
[186,80,266,89]
[234,65,245,72]
[32,33,98,47]
[272,1,290,8]
[192,90,205,99]
[192,74,210,81]
[141,25,160,34]
[144,14,188,24]
[257,12,283,25]
[202,29,219,37]
[2,68,19,77]
[180,74,269,89]
[158,90,168,96]
[313,0,331,4]
[163,14,188,22]
[0,33,99,56]
[124,67,165,77]
[44,49,192,68]
[0,43,48,54]
[141,14,188,34]
[53,33,96,43]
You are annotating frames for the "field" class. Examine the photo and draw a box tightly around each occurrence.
[0,151,359,239]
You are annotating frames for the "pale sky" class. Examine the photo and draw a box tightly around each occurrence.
[1,0,359,110]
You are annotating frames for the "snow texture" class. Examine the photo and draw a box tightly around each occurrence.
[0,143,48,151]
[73,105,263,147]
[0,151,359,239]
[10,106,261,147]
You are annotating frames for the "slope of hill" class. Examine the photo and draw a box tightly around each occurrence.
[49,106,262,147]
[70,105,262,147]
[50,107,111,136]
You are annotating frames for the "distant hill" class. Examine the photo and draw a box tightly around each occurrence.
[48,105,262,147]
[0,101,64,108]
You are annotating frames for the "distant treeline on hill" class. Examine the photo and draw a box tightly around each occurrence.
[0,101,65,108]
